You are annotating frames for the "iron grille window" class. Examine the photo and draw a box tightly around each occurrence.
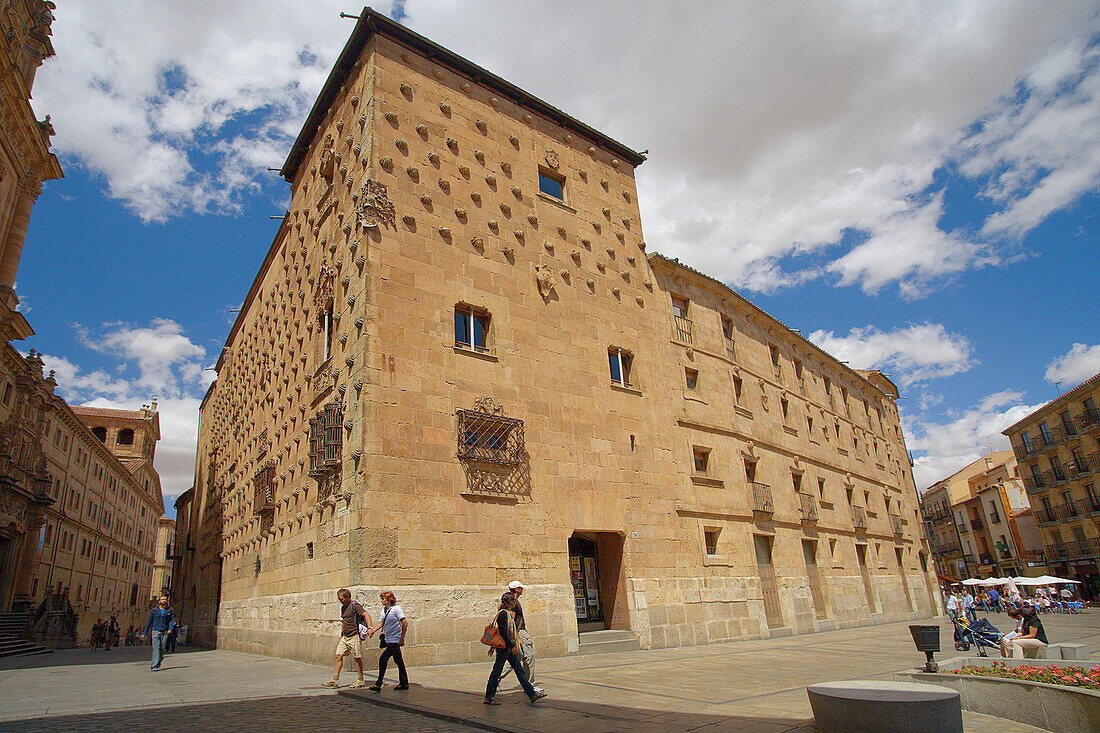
[309,400,345,477]
[456,409,524,465]
[252,461,275,515]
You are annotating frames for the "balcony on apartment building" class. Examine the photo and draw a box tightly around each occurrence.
[799,492,818,523]
[978,552,994,565]
[1035,423,1080,453]
[751,482,774,514]
[1044,537,1100,562]
[960,553,978,566]
[1077,407,1100,433]
[1036,497,1100,525]
[938,540,963,556]
[970,517,984,531]
[890,513,904,535]
[672,315,693,344]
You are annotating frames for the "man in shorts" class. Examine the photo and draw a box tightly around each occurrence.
[323,588,372,688]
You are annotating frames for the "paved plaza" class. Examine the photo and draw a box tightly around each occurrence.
[1,611,1096,731]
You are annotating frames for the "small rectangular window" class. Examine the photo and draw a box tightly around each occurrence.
[685,368,698,390]
[608,348,633,387]
[455,305,491,353]
[307,542,314,559]
[704,528,720,556]
[733,375,743,402]
[780,397,789,420]
[1,383,10,404]
[693,447,710,474]
[538,169,564,200]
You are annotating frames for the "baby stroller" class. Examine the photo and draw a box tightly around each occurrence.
[951,616,1002,657]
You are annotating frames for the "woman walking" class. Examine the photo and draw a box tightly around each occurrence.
[484,591,547,705]
[368,591,408,692]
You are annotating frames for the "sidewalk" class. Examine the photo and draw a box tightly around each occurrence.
[1,611,1094,730]
[341,611,1099,732]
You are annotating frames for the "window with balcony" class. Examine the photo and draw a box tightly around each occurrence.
[454,305,491,353]
[1060,410,1076,436]
[769,344,781,377]
[1039,421,1053,445]
[1021,432,1033,453]
[608,347,633,387]
[671,296,692,343]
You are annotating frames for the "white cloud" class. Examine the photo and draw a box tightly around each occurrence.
[37,319,212,506]
[34,1,391,222]
[1045,343,1100,388]
[34,2,1100,290]
[807,323,974,387]
[78,318,207,395]
[903,390,1044,489]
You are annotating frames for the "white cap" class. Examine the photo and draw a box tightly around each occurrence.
[508,581,525,590]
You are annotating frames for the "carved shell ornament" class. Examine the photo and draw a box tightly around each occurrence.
[544,149,560,170]
[355,179,395,229]
[534,264,555,297]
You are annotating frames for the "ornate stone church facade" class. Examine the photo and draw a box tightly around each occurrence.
[189,9,938,665]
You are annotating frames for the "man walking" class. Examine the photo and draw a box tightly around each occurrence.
[987,587,1001,613]
[945,589,959,618]
[962,589,977,623]
[500,580,542,693]
[141,596,174,671]
[322,588,372,688]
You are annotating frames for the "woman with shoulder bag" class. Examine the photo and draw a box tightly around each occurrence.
[484,591,547,705]
[368,591,408,692]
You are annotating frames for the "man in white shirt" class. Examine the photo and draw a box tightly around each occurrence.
[946,590,959,618]
[962,590,977,623]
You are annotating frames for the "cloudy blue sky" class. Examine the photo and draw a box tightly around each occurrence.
[18,1,1100,511]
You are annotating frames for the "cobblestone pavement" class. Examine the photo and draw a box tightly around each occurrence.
[0,694,477,732]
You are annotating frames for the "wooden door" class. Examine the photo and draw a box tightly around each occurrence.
[802,540,827,619]
[856,543,877,613]
[755,535,783,628]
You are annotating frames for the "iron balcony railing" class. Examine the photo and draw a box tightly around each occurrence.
[852,505,868,530]
[979,553,994,565]
[938,540,963,555]
[989,513,1002,524]
[1076,407,1100,432]
[960,553,978,566]
[1044,538,1100,562]
[724,337,736,360]
[959,521,969,533]
[672,315,693,344]
[1023,474,1047,492]
[799,493,818,522]
[1067,452,1100,478]
[1026,549,1045,563]
[890,513,904,535]
[970,518,984,531]
[1037,498,1100,524]
[751,482,774,513]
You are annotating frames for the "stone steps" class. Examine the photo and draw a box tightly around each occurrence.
[575,629,641,655]
[0,631,51,658]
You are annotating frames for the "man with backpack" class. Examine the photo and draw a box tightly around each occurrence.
[322,588,372,688]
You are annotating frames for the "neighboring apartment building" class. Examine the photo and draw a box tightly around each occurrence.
[1004,372,1100,600]
[920,481,965,579]
[185,9,936,666]
[967,456,1044,578]
[151,516,175,601]
[29,404,164,638]
[0,0,63,616]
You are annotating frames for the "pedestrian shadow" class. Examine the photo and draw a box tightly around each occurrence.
[0,645,210,670]
[340,684,815,732]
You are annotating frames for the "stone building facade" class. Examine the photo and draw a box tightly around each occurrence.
[27,403,163,639]
[151,516,175,601]
[0,0,63,616]
[1004,372,1100,600]
[189,9,937,666]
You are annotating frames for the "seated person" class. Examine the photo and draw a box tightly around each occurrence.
[999,607,1023,658]
[1007,607,1047,659]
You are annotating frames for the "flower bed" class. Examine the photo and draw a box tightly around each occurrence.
[950,661,1100,690]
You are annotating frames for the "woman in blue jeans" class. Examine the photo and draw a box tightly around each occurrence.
[484,592,547,705]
